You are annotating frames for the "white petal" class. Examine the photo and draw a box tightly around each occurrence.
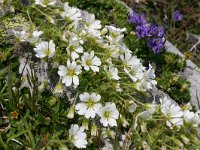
[91,66,99,72]
[73,75,79,85]
[108,118,117,126]
[62,76,72,86]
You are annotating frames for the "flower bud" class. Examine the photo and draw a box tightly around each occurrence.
[120,115,129,127]
[142,141,150,150]
[46,16,55,24]
[180,134,189,144]
[82,119,89,130]
[101,28,108,35]
[172,138,183,148]
[38,80,47,92]
[115,83,122,92]
[48,97,57,106]
[54,81,63,95]
[140,123,147,133]
[67,106,75,119]
[128,102,137,113]
[182,102,192,110]
[91,124,98,136]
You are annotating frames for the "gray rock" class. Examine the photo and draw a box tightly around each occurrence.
[164,40,200,110]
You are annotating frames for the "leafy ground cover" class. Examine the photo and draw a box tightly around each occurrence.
[0,0,199,149]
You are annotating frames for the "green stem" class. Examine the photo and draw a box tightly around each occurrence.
[25,122,36,149]
[27,9,33,25]
[0,135,8,150]
[123,93,145,106]
[150,126,166,149]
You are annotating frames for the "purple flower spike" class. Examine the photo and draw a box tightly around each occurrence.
[148,24,165,38]
[136,24,151,38]
[129,11,165,53]
[147,38,164,53]
[129,12,140,24]
[129,12,147,26]
[174,10,183,22]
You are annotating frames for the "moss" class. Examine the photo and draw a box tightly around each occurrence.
[157,70,190,104]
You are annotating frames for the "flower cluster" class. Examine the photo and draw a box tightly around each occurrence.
[129,11,165,53]
[160,97,200,128]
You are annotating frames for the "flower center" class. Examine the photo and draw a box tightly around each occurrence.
[86,99,95,108]
[86,59,92,66]
[69,46,75,52]
[67,69,76,76]
[129,69,135,76]
[103,110,111,119]
[107,71,113,78]
[45,49,50,56]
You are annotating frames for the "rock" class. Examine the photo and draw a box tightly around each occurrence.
[179,68,200,110]
[164,40,200,110]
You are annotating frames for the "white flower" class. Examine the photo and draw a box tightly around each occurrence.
[68,124,87,149]
[81,11,102,38]
[12,30,28,42]
[135,64,157,91]
[58,60,82,86]
[160,97,183,128]
[34,0,56,7]
[124,67,144,82]
[105,25,126,37]
[183,110,195,123]
[105,25,126,44]
[75,92,102,119]
[61,3,81,21]
[183,110,200,127]
[81,51,101,72]
[98,102,119,127]
[28,30,43,43]
[104,65,120,80]
[120,52,143,68]
[66,40,83,60]
[103,43,120,58]
[33,40,55,58]
[121,52,144,83]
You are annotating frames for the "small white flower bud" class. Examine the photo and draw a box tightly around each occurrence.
[101,28,108,35]
[82,119,89,130]
[91,124,98,136]
[54,81,63,95]
[180,134,189,144]
[67,106,75,119]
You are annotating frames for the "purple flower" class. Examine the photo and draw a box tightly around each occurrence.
[156,25,165,37]
[129,11,165,53]
[136,24,151,38]
[149,24,165,38]
[129,12,148,26]
[174,10,183,22]
[147,38,164,53]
